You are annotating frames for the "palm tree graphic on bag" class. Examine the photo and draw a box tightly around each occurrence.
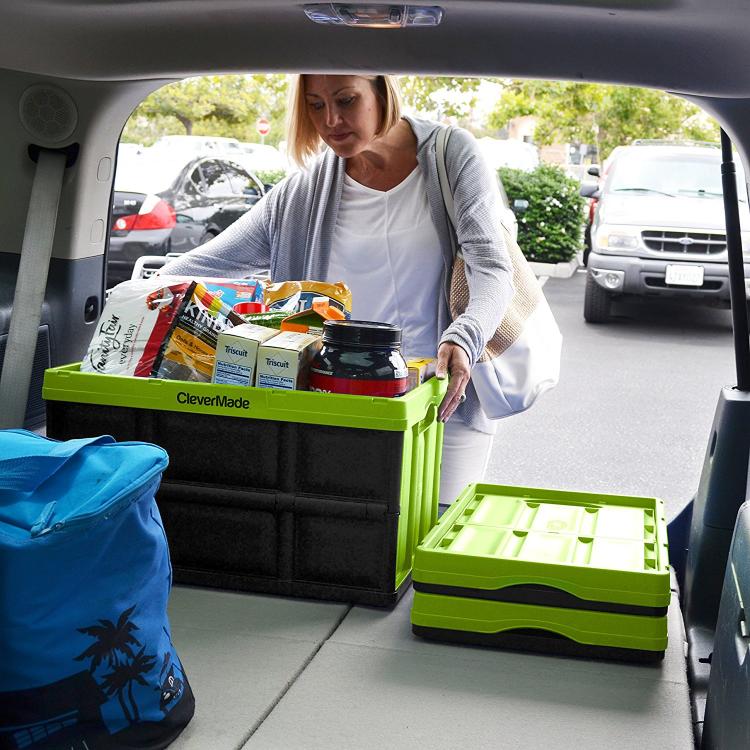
[75,605,158,725]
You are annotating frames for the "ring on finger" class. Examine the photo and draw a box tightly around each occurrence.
[459,393,467,404]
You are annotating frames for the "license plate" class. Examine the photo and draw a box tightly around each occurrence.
[665,264,704,287]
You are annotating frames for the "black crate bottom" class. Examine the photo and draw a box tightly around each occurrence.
[411,624,666,664]
[174,566,412,608]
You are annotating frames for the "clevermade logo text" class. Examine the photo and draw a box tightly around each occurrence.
[177,391,250,410]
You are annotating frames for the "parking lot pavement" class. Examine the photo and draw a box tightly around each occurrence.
[486,271,736,520]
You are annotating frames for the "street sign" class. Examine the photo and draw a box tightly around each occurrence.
[256,117,270,137]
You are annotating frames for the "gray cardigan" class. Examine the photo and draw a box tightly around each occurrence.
[162,115,514,433]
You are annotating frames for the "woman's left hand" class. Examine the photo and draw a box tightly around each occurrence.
[436,342,471,422]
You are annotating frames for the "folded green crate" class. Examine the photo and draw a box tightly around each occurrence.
[411,483,670,660]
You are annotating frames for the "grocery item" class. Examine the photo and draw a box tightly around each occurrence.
[81,278,191,377]
[212,323,279,386]
[309,320,408,398]
[255,331,322,390]
[264,280,352,316]
[241,310,289,329]
[152,282,245,382]
[407,358,436,392]
[81,277,265,378]
[280,297,346,335]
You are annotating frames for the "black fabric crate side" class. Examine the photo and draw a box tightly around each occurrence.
[293,497,397,591]
[46,401,147,443]
[157,482,280,579]
[151,410,283,489]
[295,422,404,508]
[172,568,409,607]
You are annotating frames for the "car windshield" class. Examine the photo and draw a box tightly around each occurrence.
[608,152,748,201]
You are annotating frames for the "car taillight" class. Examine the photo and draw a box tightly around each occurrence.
[114,214,137,231]
[113,195,176,232]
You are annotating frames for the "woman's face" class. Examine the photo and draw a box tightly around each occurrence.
[303,75,383,158]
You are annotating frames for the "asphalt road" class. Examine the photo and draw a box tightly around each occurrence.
[485,269,739,520]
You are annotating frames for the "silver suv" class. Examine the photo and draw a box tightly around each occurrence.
[582,142,750,323]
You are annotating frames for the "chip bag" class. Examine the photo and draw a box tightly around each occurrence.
[151,281,245,382]
[265,280,352,317]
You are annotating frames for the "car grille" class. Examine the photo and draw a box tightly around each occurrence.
[641,230,726,255]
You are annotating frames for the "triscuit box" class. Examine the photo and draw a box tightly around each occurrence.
[407,358,436,392]
[256,331,321,390]
[212,323,278,387]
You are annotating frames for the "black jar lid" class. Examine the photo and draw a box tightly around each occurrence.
[322,320,402,348]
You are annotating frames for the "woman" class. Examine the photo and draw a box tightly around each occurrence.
[161,74,514,504]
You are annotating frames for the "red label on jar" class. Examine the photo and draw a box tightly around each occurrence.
[309,372,407,397]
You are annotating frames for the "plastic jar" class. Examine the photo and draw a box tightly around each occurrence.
[309,320,409,397]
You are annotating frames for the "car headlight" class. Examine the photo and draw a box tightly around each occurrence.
[596,226,639,250]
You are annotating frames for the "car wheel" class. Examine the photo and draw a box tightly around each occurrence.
[583,270,612,323]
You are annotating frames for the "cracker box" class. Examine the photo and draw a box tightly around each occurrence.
[212,323,278,387]
[255,331,321,390]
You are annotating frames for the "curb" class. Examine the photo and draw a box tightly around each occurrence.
[528,258,580,279]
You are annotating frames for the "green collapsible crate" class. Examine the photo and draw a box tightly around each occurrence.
[43,364,446,606]
[411,483,671,661]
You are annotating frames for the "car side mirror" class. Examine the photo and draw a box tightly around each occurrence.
[587,165,601,177]
[244,187,260,197]
[580,182,601,199]
[512,199,529,214]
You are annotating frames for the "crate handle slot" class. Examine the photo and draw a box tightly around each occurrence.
[416,404,438,435]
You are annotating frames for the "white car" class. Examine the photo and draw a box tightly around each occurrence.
[583,142,750,322]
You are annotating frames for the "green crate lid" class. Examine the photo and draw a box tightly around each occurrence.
[414,483,671,608]
[43,364,446,432]
[411,591,668,653]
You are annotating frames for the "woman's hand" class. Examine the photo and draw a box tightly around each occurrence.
[436,342,471,422]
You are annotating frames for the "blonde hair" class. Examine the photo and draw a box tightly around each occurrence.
[286,74,402,168]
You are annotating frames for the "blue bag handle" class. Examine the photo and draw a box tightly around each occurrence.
[0,431,116,493]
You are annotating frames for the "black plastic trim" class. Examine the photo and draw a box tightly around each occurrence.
[412,624,665,663]
[413,581,668,617]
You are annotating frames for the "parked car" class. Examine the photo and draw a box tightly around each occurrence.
[107,152,264,287]
[477,137,539,173]
[237,142,291,174]
[581,142,750,322]
[149,134,246,159]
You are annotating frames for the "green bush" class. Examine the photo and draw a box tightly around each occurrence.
[255,169,287,190]
[499,164,585,263]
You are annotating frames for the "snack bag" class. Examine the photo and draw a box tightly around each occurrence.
[81,278,191,377]
[151,281,245,382]
[80,277,265,378]
[265,280,352,317]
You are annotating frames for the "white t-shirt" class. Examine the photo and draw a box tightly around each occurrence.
[328,166,444,360]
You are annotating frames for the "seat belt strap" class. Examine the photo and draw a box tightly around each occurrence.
[0,149,67,429]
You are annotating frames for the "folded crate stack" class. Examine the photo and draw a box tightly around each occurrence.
[411,484,671,662]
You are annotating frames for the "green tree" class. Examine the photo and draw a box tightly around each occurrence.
[122,74,289,146]
[488,81,716,159]
[399,76,483,120]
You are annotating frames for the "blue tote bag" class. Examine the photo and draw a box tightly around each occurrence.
[0,430,194,749]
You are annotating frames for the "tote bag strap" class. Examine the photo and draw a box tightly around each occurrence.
[0,431,116,492]
[435,126,461,260]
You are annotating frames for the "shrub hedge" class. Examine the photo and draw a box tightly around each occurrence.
[255,169,287,190]
[499,164,585,263]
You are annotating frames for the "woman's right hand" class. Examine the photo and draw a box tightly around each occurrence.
[436,341,470,422]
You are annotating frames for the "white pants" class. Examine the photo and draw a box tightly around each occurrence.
[439,419,495,505]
